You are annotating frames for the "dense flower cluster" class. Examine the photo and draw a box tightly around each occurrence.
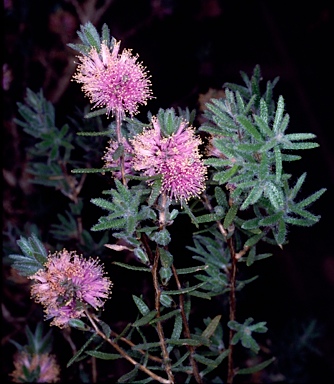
[10,352,60,383]
[131,116,207,202]
[72,41,153,118]
[29,249,112,328]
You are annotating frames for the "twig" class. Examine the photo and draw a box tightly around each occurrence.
[85,310,171,384]
[151,193,175,383]
[226,236,237,384]
[152,250,175,383]
[171,265,202,384]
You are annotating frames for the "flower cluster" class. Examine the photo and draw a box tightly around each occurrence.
[72,41,153,118]
[131,116,207,202]
[10,351,60,383]
[29,249,112,328]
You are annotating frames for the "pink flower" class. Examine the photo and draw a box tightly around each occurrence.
[102,137,134,179]
[72,41,153,118]
[131,117,207,202]
[29,249,112,328]
[10,352,60,383]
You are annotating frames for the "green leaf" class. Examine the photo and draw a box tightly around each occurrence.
[213,164,239,184]
[148,178,162,206]
[117,367,139,383]
[193,354,218,366]
[149,309,180,324]
[113,262,150,272]
[273,95,284,133]
[133,247,149,265]
[151,229,171,246]
[258,212,283,226]
[168,315,183,353]
[85,351,120,360]
[236,357,275,375]
[132,295,150,316]
[195,212,224,224]
[274,146,282,182]
[132,310,157,327]
[176,265,208,275]
[283,142,319,150]
[246,246,256,266]
[285,133,316,141]
[297,188,326,208]
[241,217,261,230]
[274,218,287,245]
[166,282,206,295]
[289,172,307,199]
[159,247,173,268]
[67,334,97,367]
[237,115,263,141]
[244,233,264,247]
[240,185,263,210]
[201,315,222,339]
[253,115,274,138]
[9,234,48,276]
[265,182,284,210]
[223,204,238,229]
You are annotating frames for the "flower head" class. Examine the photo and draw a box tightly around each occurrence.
[102,137,134,179]
[131,117,207,202]
[73,41,153,118]
[10,352,60,383]
[29,249,112,328]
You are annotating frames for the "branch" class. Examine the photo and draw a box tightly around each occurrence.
[85,310,171,384]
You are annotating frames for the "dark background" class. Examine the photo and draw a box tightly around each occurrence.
[2,0,334,383]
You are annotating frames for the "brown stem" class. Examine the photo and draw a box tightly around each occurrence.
[152,247,175,383]
[91,355,97,383]
[150,193,175,382]
[108,327,163,364]
[85,310,171,384]
[91,314,163,363]
[201,193,227,237]
[227,236,237,384]
[116,111,126,186]
[171,265,202,384]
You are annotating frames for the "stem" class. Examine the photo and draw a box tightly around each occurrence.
[85,310,171,384]
[152,248,175,383]
[201,193,227,237]
[152,193,174,382]
[116,111,126,186]
[171,265,202,384]
[107,324,163,364]
[227,236,237,384]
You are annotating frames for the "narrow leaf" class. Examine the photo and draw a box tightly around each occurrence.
[85,351,120,360]
[201,315,222,339]
[223,204,238,229]
[237,115,263,141]
[236,357,275,375]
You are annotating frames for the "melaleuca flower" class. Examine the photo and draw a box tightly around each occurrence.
[29,249,112,328]
[10,352,60,383]
[72,41,153,118]
[102,137,134,179]
[131,116,207,202]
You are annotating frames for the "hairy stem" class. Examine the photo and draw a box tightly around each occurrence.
[171,265,202,384]
[116,111,126,186]
[227,235,237,384]
[152,248,175,383]
[85,310,171,384]
[152,192,175,383]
